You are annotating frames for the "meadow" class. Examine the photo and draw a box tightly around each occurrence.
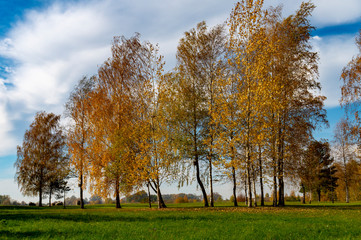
[0,202,361,240]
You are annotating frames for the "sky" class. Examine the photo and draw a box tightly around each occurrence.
[0,0,360,202]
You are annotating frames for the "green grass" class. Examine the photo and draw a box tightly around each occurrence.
[1,202,361,239]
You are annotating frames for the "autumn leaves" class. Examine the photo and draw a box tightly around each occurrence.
[16,0,328,208]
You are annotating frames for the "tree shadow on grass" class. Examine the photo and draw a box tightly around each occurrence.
[0,211,205,224]
[0,229,43,239]
[282,203,361,211]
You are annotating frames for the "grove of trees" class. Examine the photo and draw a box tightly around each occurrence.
[14,0,361,208]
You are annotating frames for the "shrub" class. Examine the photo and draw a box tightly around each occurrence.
[105,198,114,204]
[175,196,188,204]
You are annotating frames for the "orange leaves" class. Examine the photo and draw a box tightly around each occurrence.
[74,34,168,205]
[15,112,68,206]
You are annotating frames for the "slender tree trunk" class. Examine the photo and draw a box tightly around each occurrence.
[278,163,284,206]
[147,182,152,208]
[209,68,215,208]
[245,74,252,208]
[277,129,285,207]
[232,166,238,207]
[309,185,312,204]
[39,172,43,207]
[195,157,209,207]
[273,158,277,207]
[252,165,257,207]
[209,156,214,207]
[258,145,264,206]
[246,150,253,207]
[342,147,350,203]
[244,175,248,206]
[63,186,66,209]
[317,188,321,202]
[49,187,52,207]
[272,125,277,207]
[157,187,166,208]
[345,179,350,203]
[156,181,162,209]
[301,183,306,204]
[150,181,166,208]
[115,179,121,209]
[156,177,166,209]
[80,173,84,209]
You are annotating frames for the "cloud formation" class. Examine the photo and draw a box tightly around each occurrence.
[313,34,359,107]
[0,0,360,157]
[264,0,361,27]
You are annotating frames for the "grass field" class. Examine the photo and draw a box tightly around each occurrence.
[1,201,361,239]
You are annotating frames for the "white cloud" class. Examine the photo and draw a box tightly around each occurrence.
[312,0,361,27]
[0,0,236,157]
[312,34,359,107]
[264,0,361,28]
[0,83,16,155]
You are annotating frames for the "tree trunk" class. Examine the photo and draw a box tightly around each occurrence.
[209,156,214,207]
[301,183,306,204]
[39,172,43,207]
[150,181,166,208]
[258,146,264,206]
[157,188,166,208]
[232,166,238,207]
[246,152,252,208]
[115,179,121,209]
[49,187,52,207]
[317,188,321,202]
[39,185,43,207]
[244,175,248,206]
[195,157,209,207]
[273,159,277,207]
[345,179,350,203]
[147,182,152,208]
[278,173,284,206]
[343,149,350,203]
[252,165,257,207]
[156,177,166,209]
[277,136,285,207]
[63,186,66,209]
[80,173,84,209]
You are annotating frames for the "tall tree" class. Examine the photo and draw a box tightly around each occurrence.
[334,159,361,201]
[15,112,68,207]
[300,140,337,203]
[175,21,227,207]
[88,34,165,208]
[227,0,269,207]
[333,118,355,203]
[65,76,95,209]
[265,2,327,206]
[134,44,175,209]
[167,22,224,207]
[340,29,361,133]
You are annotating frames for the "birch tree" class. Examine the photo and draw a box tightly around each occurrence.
[175,21,227,207]
[334,118,355,203]
[65,76,95,209]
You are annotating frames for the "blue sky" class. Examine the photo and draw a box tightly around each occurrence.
[0,0,360,201]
